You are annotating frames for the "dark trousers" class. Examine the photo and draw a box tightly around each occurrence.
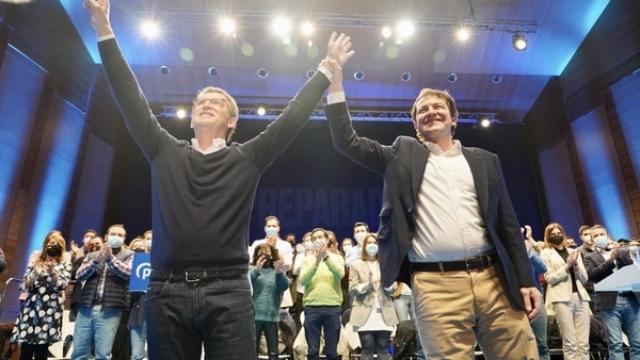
[303,306,341,360]
[256,320,279,360]
[146,274,256,360]
[358,331,391,360]
[20,343,48,360]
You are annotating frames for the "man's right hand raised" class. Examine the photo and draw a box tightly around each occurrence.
[84,0,113,38]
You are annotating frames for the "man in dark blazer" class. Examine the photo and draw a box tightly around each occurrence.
[584,224,640,360]
[323,57,541,358]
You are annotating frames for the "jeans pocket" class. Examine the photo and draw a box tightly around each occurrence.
[146,280,169,302]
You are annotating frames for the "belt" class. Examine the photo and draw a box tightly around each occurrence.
[150,268,247,283]
[411,253,498,273]
[619,291,637,298]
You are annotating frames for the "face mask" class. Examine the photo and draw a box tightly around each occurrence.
[295,244,305,253]
[107,236,124,248]
[548,234,564,246]
[46,245,62,257]
[595,236,609,249]
[343,245,352,253]
[304,241,315,251]
[145,240,152,249]
[365,243,379,257]
[264,227,279,238]
[354,232,367,245]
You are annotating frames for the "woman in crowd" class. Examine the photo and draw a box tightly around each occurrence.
[540,223,591,360]
[251,243,290,360]
[349,233,398,360]
[299,228,345,360]
[128,237,148,360]
[11,230,72,360]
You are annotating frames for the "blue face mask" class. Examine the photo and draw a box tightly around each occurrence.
[365,243,379,257]
[107,236,124,249]
[595,236,609,249]
[264,227,279,238]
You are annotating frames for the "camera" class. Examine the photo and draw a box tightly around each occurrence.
[262,256,274,268]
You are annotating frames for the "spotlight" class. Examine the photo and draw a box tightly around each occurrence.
[257,68,269,79]
[354,71,365,81]
[395,20,415,39]
[401,72,412,82]
[447,72,457,83]
[219,17,236,35]
[271,16,292,37]
[256,105,267,116]
[479,117,491,128]
[512,33,527,51]
[160,66,170,75]
[456,27,470,42]
[208,67,219,76]
[491,74,503,84]
[301,21,315,37]
[176,108,188,119]
[139,19,161,40]
[381,26,392,39]
[305,69,315,79]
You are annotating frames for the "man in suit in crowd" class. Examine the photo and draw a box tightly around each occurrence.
[584,224,640,360]
[324,55,542,358]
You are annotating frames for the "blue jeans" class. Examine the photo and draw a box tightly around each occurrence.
[359,330,391,360]
[256,320,278,360]
[145,273,255,360]
[529,304,550,360]
[303,306,341,360]
[130,320,146,360]
[71,305,122,360]
[600,295,640,360]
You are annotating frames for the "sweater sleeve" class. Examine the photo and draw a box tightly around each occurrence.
[238,71,330,172]
[275,271,290,292]
[98,38,175,161]
[298,257,319,287]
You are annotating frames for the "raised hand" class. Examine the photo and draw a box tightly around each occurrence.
[256,255,266,270]
[326,32,355,67]
[84,0,112,37]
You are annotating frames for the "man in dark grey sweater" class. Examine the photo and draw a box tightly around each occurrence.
[84,0,353,358]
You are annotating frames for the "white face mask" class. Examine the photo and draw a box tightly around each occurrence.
[342,245,353,254]
[304,241,316,251]
[354,232,367,245]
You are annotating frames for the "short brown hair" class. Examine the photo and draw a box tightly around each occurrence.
[411,88,459,142]
[193,87,239,142]
[264,216,280,226]
[578,225,591,236]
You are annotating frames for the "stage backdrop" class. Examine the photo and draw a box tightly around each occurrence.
[103,114,543,246]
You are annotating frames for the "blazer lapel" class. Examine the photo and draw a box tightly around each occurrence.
[411,143,429,201]
[462,147,489,219]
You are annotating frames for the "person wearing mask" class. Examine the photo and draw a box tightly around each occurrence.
[577,225,594,259]
[71,224,134,360]
[349,234,398,360]
[128,238,148,360]
[292,232,313,331]
[142,230,152,251]
[299,228,345,360]
[540,223,590,360]
[523,225,550,360]
[250,243,290,360]
[11,230,71,360]
[250,216,293,271]
[345,222,369,266]
[583,224,640,360]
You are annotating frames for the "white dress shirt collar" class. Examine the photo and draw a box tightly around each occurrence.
[191,137,227,155]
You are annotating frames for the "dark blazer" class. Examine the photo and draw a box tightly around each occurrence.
[326,102,534,309]
[583,249,640,310]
